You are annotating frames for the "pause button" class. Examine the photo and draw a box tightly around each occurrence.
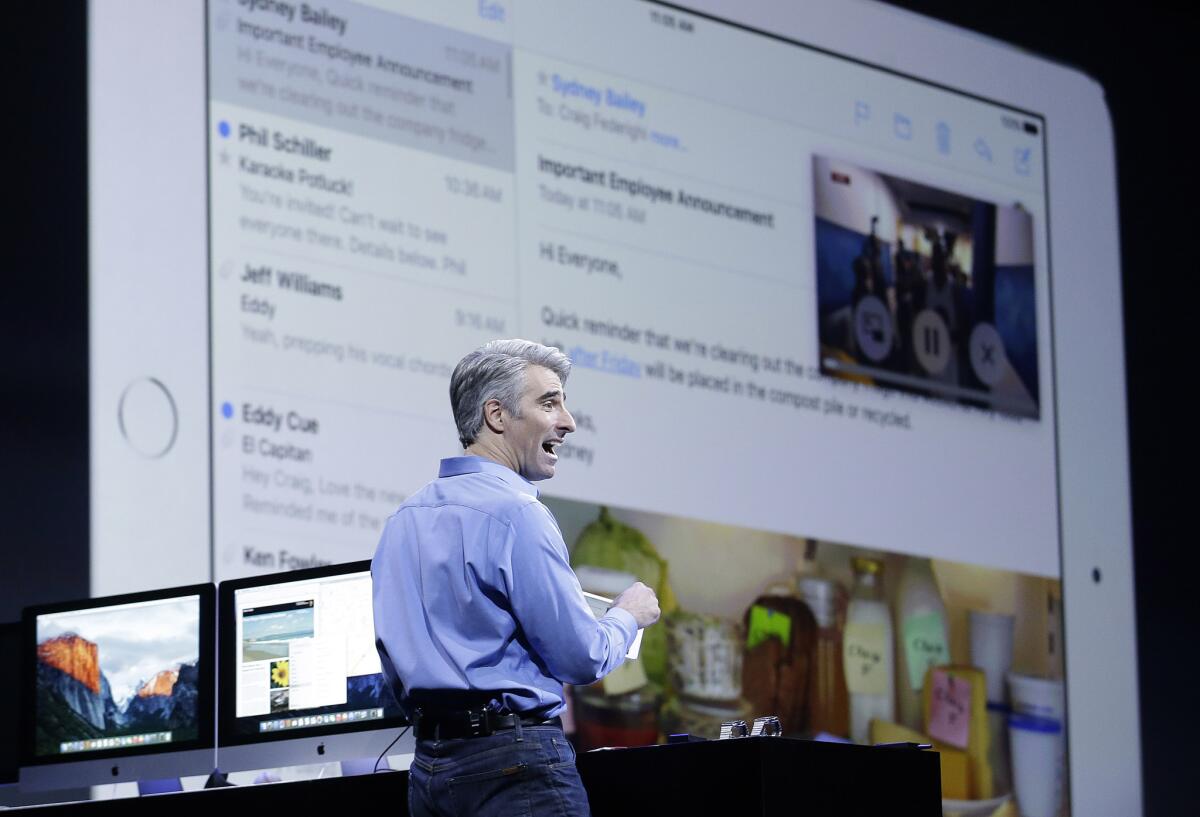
[912,309,951,375]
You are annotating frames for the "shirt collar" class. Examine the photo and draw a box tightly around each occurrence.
[438,455,540,497]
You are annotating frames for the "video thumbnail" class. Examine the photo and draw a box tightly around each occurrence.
[813,156,1039,418]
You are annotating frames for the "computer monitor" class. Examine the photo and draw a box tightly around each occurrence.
[18,584,215,791]
[217,560,410,773]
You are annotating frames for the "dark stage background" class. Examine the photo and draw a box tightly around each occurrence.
[0,3,1189,812]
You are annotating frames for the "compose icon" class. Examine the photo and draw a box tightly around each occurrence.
[1013,147,1032,176]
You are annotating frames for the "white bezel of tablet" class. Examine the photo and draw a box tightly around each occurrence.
[90,1,1137,812]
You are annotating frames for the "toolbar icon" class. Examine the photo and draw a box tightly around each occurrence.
[936,121,951,155]
[893,112,913,140]
[854,100,871,126]
[1014,147,1032,176]
[974,137,993,163]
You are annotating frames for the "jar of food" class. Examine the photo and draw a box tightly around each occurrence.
[666,612,743,703]
[572,682,661,751]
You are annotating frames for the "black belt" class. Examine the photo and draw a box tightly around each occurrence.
[415,708,561,740]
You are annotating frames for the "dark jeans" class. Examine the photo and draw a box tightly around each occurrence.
[408,720,591,817]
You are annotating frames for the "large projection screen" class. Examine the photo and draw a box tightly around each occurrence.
[90,1,1137,812]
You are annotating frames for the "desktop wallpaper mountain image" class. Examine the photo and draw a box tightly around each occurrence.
[34,633,199,755]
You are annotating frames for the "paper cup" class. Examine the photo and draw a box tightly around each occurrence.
[969,611,1014,704]
[1007,673,1064,721]
[1008,712,1064,817]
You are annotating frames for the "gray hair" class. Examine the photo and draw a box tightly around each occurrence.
[450,339,571,448]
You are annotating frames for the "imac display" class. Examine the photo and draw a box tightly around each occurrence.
[217,561,408,772]
[19,585,215,790]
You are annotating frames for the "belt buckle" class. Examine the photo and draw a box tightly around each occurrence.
[467,708,490,738]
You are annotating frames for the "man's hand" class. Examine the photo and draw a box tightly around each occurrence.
[612,582,660,628]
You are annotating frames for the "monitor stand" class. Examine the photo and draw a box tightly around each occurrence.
[137,777,182,795]
[339,757,383,776]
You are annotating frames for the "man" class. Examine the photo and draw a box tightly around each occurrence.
[373,339,660,817]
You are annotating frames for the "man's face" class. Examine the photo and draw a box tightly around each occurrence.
[503,364,576,481]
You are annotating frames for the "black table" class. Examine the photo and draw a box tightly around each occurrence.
[5,736,940,815]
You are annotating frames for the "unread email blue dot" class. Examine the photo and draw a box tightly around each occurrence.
[218,121,231,138]
[221,402,233,419]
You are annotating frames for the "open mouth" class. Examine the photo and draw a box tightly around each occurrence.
[542,440,560,458]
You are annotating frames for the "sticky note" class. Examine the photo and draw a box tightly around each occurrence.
[902,611,949,690]
[928,668,971,749]
[746,604,791,651]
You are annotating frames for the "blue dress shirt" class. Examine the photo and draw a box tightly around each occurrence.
[372,456,637,718]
